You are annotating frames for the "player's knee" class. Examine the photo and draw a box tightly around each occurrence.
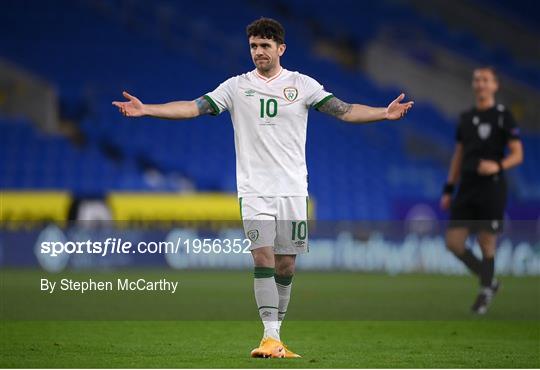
[275,255,296,276]
[477,232,497,258]
[251,247,275,267]
[445,233,465,255]
[275,263,295,277]
[478,240,496,258]
[481,248,496,259]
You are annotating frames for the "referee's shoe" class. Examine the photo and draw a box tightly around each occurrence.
[471,280,501,314]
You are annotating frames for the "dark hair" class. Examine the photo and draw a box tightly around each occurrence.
[246,17,285,44]
[474,66,498,80]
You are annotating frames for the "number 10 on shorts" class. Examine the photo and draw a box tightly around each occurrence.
[291,221,307,241]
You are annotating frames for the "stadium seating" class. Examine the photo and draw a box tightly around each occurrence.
[0,0,538,220]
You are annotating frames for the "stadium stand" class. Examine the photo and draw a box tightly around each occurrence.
[0,0,538,220]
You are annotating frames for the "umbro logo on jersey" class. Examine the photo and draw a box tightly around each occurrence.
[244,89,256,97]
[283,87,298,102]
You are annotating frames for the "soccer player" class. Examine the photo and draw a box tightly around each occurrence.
[113,18,413,357]
[440,66,523,314]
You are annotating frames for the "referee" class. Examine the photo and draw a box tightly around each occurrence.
[440,66,523,314]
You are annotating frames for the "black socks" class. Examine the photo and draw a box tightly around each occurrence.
[458,250,495,288]
[458,249,482,276]
[480,257,495,288]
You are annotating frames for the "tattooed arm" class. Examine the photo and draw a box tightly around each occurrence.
[112,91,216,119]
[317,93,414,123]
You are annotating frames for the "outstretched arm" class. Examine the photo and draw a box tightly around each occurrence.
[112,91,214,119]
[317,93,414,123]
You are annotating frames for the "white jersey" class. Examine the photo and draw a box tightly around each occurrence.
[204,68,333,197]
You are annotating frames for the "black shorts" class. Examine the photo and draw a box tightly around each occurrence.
[449,173,507,233]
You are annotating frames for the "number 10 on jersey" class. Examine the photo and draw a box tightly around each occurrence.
[260,98,278,118]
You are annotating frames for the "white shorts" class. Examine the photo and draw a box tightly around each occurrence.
[239,196,309,255]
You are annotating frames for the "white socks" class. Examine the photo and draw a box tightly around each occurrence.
[275,277,293,331]
[254,267,280,340]
[254,267,295,341]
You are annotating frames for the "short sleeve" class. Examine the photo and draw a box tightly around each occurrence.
[503,111,520,141]
[204,77,236,116]
[301,74,333,109]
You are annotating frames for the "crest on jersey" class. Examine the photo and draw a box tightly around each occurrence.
[283,87,298,102]
[478,123,491,140]
[247,229,259,242]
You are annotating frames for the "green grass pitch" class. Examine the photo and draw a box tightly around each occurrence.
[1,270,539,368]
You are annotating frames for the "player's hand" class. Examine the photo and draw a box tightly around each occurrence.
[385,93,414,120]
[477,159,500,176]
[440,194,452,211]
[112,91,145,117]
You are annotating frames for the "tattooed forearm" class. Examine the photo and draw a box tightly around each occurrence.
[317,97,352,118]
[195,96,215,115]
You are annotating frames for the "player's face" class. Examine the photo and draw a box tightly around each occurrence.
[249,36,286,73]
[472,69,498,100]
